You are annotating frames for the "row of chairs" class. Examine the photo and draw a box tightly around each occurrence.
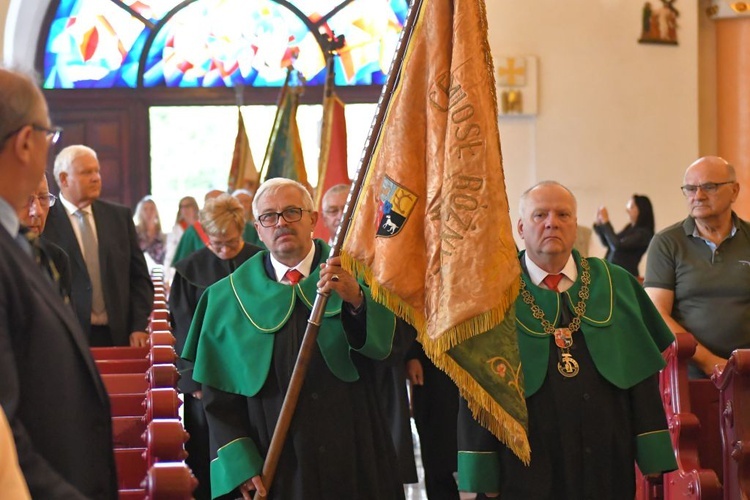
[637,333,749,499]
[91,267,197,499]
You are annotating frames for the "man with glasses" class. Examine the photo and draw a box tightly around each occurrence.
[645,155,750,377]
[16,173,71,299]
[0,67,117,499]
[43,144,153,347]
[182,178,404,499]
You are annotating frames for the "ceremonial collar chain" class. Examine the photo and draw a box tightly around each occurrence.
[519,257,591,334]
[520,258,591,378]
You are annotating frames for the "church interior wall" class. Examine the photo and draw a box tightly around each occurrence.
[0,0,711,261]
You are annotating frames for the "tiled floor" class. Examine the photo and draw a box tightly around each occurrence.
[403,421,477,500]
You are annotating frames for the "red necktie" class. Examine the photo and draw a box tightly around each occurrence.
[542,273,563,292]
[284,268,304,285]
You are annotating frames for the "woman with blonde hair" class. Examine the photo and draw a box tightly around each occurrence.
[169,193,263,499]
[134,195,166,269]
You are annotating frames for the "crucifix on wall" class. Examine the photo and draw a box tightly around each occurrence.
[495,55,538,116]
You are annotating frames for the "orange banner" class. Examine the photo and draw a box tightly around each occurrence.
[342,0,528,461]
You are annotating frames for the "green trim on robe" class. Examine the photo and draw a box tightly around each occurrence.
[457,451,501,493]
[515,251,675,396]
[210,437,264,498]
[172,225,204,264]
[181,241,397,397]
[636,430,677,474]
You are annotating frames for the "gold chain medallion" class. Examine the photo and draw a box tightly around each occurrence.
[520,258,591,378]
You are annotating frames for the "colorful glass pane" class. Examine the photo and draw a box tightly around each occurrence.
[43,0,409,89]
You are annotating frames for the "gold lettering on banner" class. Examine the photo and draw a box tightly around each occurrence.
[429,175,485,272]
[427,66,489,275]
[428,72,468,112]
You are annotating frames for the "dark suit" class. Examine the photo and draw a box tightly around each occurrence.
[0,226,117,499]
[43,199,153,346]
[39,238,72,300]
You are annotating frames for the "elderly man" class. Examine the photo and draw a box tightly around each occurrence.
[43,145,153,347]
[458,181,676,499]
[182,178,404,499]
[645,156,750,377]
[320,183,349,244]
[16,173,71,299]
[0,67,116,499]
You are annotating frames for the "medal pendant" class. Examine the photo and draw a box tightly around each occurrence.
[557,352,579,378]
[554,328,573,349]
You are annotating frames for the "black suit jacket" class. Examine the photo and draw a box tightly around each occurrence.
[0,226,117,499]
[39,238,72,300]
[43,199,154,345]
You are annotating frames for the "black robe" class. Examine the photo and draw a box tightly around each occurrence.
[458,296,670,500]
[408,338,460,500]
[170,243,262,500]
[372,319,418,484]
[199,248,405,500]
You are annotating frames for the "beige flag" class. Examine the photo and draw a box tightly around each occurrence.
[342,0,528,461]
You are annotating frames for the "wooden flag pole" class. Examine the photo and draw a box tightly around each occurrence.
[253,1,424,498]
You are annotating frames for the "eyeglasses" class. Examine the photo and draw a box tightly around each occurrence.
[680,181,735,196]
[2,124,63,145]
[27,193,57,208]
[257,207,310,227]
[208,235,242,251]
[32,124,63,145]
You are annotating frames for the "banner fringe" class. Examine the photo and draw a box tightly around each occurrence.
[342,251,530,462]
[428,343,531,464]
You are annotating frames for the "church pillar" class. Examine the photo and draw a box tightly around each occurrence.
[708,2,750,218]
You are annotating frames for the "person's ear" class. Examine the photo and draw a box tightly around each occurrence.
[517,218,525,239]
[11,125,34,164]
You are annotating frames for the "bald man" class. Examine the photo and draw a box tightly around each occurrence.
[645,156,750,378]
[458,181,676,499]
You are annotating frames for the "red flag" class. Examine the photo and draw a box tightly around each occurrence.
[313,92,349,241]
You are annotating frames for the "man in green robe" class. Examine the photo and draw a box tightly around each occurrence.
[458,181,677,499]
[182,178,404,500]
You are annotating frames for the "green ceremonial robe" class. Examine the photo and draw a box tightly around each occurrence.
[172,222,265,265]
[458,252,677,499]
[182,241,404,500]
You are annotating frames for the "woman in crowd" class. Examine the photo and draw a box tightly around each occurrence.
[169,194,262,500]
[134,195,166,269]
[165,195,199,269]
[593,194,655,276]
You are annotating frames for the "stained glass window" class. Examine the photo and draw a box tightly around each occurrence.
[43,0,409,89]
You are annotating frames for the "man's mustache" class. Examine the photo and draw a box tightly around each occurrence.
[274,228,295,239]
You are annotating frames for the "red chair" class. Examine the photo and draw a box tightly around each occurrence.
[95,268,195,499]
[660,332,722,499]
[713,349,750,499]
